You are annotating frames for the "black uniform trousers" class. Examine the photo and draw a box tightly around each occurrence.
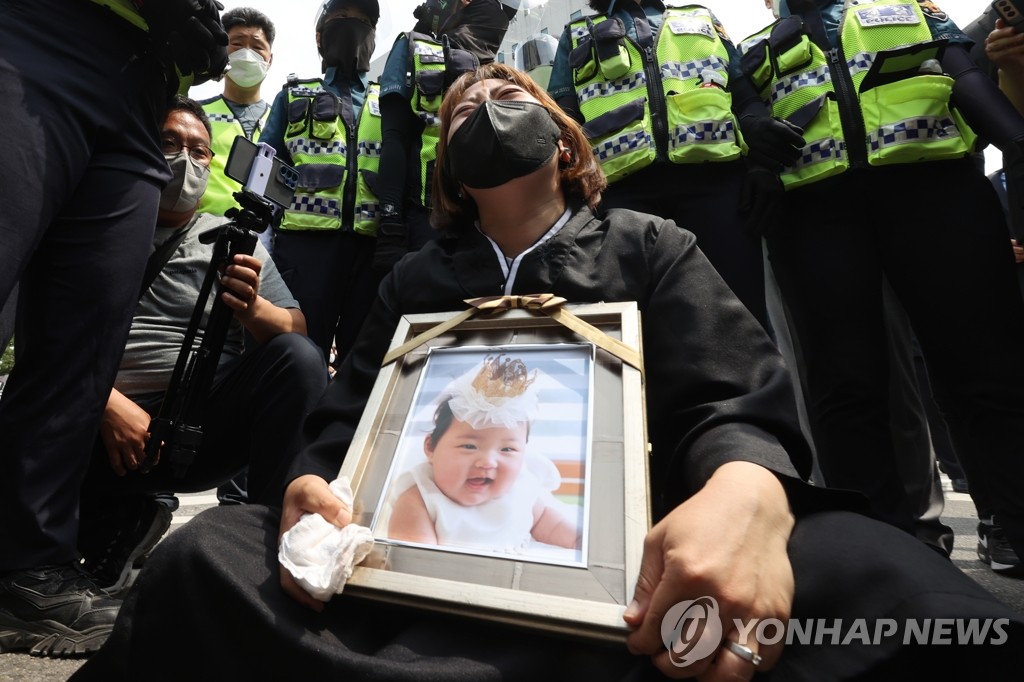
[271,229,380,365]
[271,207,440,368]
[601,160,770,331]
[767,158,1024,557]
[72,505,1024,681]
[0,0,169,572]
[80,334,327,508]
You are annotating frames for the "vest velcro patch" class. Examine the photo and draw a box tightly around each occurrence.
[855,5,921,27]
[667,18,714,39]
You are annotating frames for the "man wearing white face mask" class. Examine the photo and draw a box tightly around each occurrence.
[73,97,328,598]
[197,8,276,221]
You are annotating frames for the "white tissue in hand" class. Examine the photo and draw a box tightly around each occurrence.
[278,477,374,601]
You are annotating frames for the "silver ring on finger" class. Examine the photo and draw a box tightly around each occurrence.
[724,639,763,667]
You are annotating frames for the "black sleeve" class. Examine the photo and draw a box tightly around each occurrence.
[555,94,584,125]
[377,93,417,219]
[730,74,767,119]
[285,283,402,484]
[962,8,999,80]
[945,43,1024,153]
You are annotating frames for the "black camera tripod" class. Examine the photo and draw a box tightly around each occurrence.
[139,191,277,477]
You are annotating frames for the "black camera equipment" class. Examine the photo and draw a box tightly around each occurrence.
[993,0,1024,32]
[139,141,297,477]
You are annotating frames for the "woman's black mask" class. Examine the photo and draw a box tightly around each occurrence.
[446,100,561,190]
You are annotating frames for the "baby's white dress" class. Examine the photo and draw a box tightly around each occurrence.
[393,456,563,553]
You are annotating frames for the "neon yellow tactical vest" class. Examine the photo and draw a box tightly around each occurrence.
[567,3,744,184]
[405,32,447,209]
[198,96,271,216]
[739,0,976,190]
[279,80,383,236]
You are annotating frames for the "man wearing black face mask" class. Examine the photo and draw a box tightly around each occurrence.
[370,1,516,277]
[259,0,384,368]
[74,96,326,598]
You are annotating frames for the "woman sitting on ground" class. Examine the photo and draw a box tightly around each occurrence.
[73,63,1023,682]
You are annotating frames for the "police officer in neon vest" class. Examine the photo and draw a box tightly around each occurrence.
[197,8,276,227]
[0,0,226,657]
[261,0,383,365]
[372,0,517,275]
[548,1,806,331]
[739,0,1024,575]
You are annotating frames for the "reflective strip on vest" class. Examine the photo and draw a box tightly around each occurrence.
[793,138,846,171]
[661,55,728,83]
[867,115,961,152]
[577,72,647,105]
[593,130,652,163]
[671,120,736,149]
[741,0,976,189]
[292,195,342,215]
[288,138,347,157]
[359,140,383,156]
[769,65,831,105]
[569,5,743,184]
[417,111,441,128]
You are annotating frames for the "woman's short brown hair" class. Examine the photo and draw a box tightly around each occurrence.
[431,63,606,231]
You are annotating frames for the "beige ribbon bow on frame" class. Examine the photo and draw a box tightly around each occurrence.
[381,294,643,377]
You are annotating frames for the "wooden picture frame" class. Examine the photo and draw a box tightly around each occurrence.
[340,302,649,643]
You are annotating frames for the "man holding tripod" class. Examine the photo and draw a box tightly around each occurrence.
[81,94,328,589]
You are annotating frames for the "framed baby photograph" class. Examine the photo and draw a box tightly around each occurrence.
[371,344,594,568]
[339,302,649,643]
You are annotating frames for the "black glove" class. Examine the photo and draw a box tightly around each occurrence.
[413,0,445,35]
[739,165,786,239]
[740,115,806,169]
[141,0,229,81]
[373,222,409,275]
